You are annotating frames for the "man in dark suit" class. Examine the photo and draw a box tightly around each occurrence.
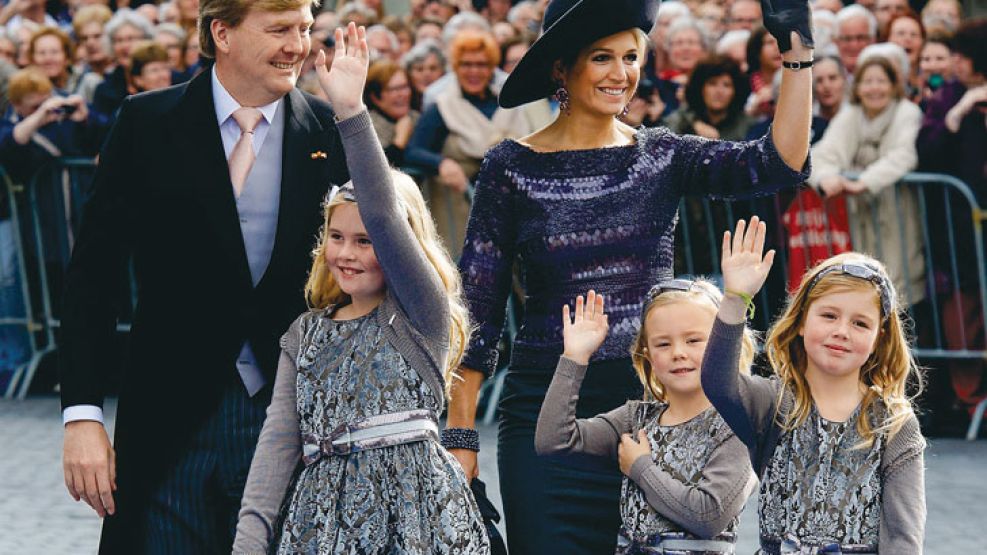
[58,0,348,551]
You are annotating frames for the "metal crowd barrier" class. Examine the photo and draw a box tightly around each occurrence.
[673,173,987,440]
[2,157,101,399]
[3,160,985,440]
[0,167,42,398]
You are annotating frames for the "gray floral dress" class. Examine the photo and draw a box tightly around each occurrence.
[758,405,882,552]
[617,403,740,554]
[274,307,490,554]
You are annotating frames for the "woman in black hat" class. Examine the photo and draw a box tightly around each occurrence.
[441,0,815,553]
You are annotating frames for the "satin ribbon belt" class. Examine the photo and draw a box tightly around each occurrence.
[302,409,439,466]
[760,535,877,554]
[619,531,736,554]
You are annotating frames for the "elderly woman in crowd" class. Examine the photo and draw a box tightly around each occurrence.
[365,58,418,165]
[405,30,549,257]
[659,18,707,84]
[809,55,926,306]
[28,27,78,94]
[93,9,153,118]
[128,41,171,93]
[153,22,187,76]
[401,38,445,111]
[921,0,962,34]
[71,4,113,100]
[664,54,753,139]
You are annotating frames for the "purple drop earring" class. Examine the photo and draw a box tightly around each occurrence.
[554,85,570,115]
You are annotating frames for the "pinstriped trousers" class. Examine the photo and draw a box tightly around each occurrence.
[141,380,269,554]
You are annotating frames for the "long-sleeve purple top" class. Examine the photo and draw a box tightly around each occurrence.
[459,128,810,376]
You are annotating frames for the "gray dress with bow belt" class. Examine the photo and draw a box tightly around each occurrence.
[232,110,489,554]
[273,307,488,554]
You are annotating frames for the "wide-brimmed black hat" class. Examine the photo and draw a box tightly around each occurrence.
[499,0,660,108]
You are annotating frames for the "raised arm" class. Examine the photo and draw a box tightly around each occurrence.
[535,292,632,463]
[762,0,814,170]
[701,219,779,454]
[316,23,447,340]
[234,320,304,553]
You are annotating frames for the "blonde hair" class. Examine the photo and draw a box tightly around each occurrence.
[8,68,53,105]
[450,30,501,69]
[630,278,756,402]
[72,4,113,37]
[304,171,472,395]
[764,252,921,447]
[198,0,320,60]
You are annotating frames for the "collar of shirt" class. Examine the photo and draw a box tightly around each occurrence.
[211,66,282,159]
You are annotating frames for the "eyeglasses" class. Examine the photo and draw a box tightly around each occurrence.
[645,279,721,307]
[836,34,873,44]
[807,262,895,319]
[382,83,411,94]
[457,61,493,71]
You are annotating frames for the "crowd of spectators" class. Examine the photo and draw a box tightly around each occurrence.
[0,0,984,431]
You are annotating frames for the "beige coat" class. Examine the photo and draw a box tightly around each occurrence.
[808,100,926,305]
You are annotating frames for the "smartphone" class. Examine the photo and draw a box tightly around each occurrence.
[53,104,77,116]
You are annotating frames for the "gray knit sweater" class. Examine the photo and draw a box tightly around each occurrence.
[701,318,927,553]
[534,356,757,541]
[232,110,454,553]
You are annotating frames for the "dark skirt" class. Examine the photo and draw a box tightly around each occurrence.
[497,357,643,555]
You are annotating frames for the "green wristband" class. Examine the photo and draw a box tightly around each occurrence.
[725,289,756,320]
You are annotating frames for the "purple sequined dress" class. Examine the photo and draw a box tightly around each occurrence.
[460,127,810,378]
[459,127,809,553]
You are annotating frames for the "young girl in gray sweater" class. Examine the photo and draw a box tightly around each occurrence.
[702,217,926,554]
[232,25,488,554]
[535,282,758,554]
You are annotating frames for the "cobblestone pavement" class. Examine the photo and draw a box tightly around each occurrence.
[1,397,983,554]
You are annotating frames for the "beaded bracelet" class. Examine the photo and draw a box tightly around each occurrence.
[725,289,756,320]
[440,428,480,452]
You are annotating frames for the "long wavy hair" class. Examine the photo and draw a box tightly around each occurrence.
[303,170,472,396]
[630,278,756,402]
[764,253,922,447]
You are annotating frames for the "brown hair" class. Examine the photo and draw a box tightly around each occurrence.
[8,68,53,105]
[764,252,922,447]
[364,58,406,105]
[450,30,501,69]
[198,0,320,60]
[129,40,169,78]
[29,27,73,64]
[630,279,756,402]
[850,55,905,104]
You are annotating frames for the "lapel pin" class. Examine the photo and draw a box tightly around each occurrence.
[310,150,327,160]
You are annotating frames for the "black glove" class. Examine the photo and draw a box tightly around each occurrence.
[761,0,814,53]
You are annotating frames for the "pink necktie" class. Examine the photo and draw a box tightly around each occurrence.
[228,107,264,197]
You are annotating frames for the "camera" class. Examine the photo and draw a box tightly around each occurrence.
[53,104,77,116]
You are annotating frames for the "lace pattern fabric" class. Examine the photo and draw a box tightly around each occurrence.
[758,405,882,550]
[275,308,489,554]
[616,403,739,553]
